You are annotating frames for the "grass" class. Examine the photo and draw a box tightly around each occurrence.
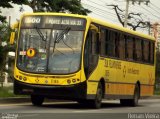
[0,86,27,98]
[154,88,160,95]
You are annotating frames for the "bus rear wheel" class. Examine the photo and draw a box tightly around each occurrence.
[130,84,140,106]
[120,84,140,106]
[31,95,44,106]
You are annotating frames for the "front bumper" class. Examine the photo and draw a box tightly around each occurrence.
[14,79,87,100]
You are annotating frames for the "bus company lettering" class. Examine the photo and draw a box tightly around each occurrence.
[105,59,121,69]
[128,68,139,75]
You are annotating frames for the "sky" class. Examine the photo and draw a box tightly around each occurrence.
[1,0,160,34]
[82,0,160,33]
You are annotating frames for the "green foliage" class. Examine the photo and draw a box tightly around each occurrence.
[0,23,15,81]
[0,0,27,22]
[26,0,91,15]
[0,86,15,97]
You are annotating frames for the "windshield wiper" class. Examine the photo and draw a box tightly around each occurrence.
[35,26,47,41]
[55,27,71,43]
[53,27,75,54]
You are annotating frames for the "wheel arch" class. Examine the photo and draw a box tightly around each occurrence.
[99,78,105,98]
[136,81,141,98]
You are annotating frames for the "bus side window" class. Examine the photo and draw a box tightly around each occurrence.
[115,32,120,58]
[142,40,149,63]
[106,30,115,57]
[150,42,154,64]
[91,30,99,55]
[125,35,133,60]
[134,39,142,61]
[100,29,106,56]
[119,34,125,59]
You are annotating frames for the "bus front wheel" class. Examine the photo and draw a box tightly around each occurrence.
[90,82,103,109]
[31,95,44,106]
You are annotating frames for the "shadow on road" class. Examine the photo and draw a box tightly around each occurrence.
[38,101,144,110]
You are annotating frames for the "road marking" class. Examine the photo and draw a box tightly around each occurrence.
[73,109,113,113]
[18,114,39,118]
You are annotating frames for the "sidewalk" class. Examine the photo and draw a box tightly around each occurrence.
[0,95,159,104]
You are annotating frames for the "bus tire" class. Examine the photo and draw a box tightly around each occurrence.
[120,84,140,106]
[31,95,44,106]
[90,82,103,109]
[130,84,140,106]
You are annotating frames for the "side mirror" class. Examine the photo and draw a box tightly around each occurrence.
[90,24,99,33]
[90,24,101,38]
[10,32,15,44]
[11,22,19,29]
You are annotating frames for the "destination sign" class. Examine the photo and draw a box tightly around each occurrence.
[21,16,86,29]
[24,17,41,24]
[46,18,83,26]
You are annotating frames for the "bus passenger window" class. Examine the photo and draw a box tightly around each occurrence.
[150,42,154,64]
[135,39,142,61]
[115,32,120,58]
[119,36,125,59]
[142,40,149,63]
[91,30,98,55]
[125,36,133,60]
[100,29,106,56]
[106,30,115,57]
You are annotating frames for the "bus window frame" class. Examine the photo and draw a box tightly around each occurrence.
[91,23,155,66]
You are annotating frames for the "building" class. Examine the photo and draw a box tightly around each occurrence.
[150,22,160,51]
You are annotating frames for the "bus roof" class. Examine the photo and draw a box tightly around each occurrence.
[21,12,155,41]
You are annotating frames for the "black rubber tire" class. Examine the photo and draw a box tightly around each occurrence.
[31,95,44,106]
[120,84,140,107]
[90,82,103,109]
[130,84,140,106]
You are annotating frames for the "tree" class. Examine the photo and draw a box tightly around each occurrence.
[0,0,24,85]
[25,0,91,15]
[107,4,148,31]
[0,1,27,22]
[0,23,15,85]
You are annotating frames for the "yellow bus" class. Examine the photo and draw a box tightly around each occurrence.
[10,13,155,108]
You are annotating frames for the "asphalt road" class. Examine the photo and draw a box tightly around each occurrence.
[0,99,160,119]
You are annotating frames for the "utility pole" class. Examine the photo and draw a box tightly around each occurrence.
[124,0,129,27]
[124,0,150,28]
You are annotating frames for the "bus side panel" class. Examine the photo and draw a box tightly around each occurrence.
[86,57,155,99]
[140,64,155,97]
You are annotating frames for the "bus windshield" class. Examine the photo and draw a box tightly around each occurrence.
[17,28,84,74]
